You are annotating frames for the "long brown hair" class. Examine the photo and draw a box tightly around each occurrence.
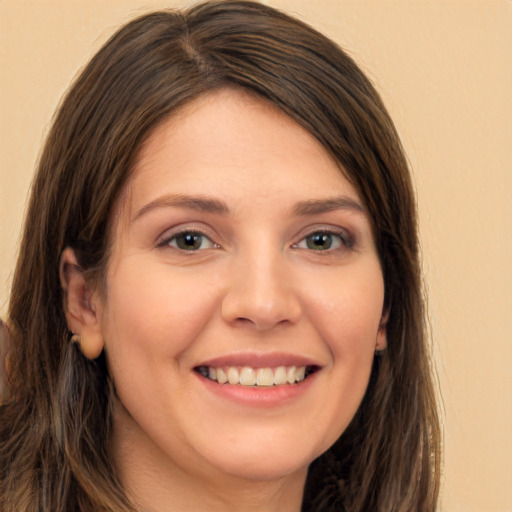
[0,2,441,510]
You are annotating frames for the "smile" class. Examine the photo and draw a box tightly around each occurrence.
[194,365,319,387]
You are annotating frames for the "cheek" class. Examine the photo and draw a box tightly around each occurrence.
[304,267,384,445]
[307,265,385,358]
[101,260,219,370]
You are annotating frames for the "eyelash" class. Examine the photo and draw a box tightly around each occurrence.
[157,227,354,253]
[292,229,354,253]
[157,229,217,251]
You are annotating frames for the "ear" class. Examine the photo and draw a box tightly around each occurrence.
[59,248,104,359]
[375,309,389,352]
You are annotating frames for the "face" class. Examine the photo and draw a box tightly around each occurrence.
[94,90,386,486]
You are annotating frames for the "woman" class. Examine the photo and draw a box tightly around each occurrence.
[0,1,441,511]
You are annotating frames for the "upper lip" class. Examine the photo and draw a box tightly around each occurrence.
[195,351,323,369]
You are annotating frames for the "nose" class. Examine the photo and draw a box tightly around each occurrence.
[221,249,302,331]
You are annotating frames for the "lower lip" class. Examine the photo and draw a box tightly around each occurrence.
[195,372,318,407]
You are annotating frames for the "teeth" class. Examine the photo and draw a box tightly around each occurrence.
[256,368,274,386]
[228,367,240,384]
[295,366,306,382]
[199,365,311,386]
[216,368,228,384]
[273,366,287,385]
[286,366,296,384]
[240,367,256,386]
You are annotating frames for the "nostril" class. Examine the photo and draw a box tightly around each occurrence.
[232,315,293,331]
[233,317,265,329]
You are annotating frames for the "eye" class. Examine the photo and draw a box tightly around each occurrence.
[164,231,216,251]
[295,231,350,251]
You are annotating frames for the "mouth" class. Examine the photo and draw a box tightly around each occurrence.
[194,365,320,387]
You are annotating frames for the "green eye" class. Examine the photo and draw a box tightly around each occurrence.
[168,232,215,251]
[296,231,346,251]
[306,233,335,250]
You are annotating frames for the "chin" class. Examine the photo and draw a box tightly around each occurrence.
[211,453,312,482]
[196,430,329,482]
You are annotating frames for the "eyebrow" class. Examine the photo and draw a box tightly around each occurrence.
[291,196,365,216]
[133,193,365,222]
[133,194,230,221]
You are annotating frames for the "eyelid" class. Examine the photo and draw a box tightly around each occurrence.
[292,226,355,251]
[156,225,220,250]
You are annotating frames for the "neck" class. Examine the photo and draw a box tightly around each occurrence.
[110,402,307,512]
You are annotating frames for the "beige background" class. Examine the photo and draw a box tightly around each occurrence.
[1,1,511,510]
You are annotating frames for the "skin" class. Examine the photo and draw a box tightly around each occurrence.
[62,89,387,512]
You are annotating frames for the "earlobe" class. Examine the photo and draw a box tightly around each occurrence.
[70,329,104,360]
[60,248,105,359]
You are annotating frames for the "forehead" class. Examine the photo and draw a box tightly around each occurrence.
[122,89,359,219]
